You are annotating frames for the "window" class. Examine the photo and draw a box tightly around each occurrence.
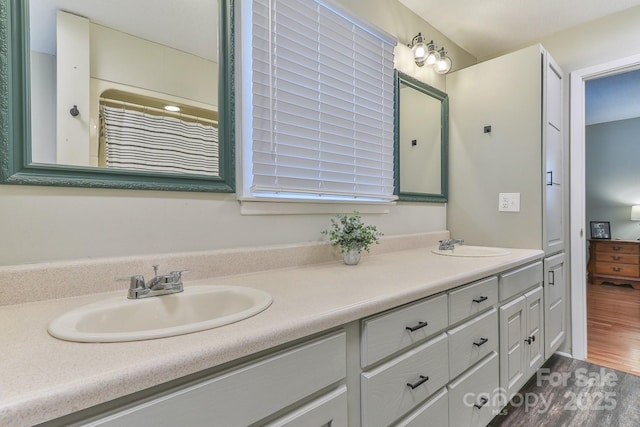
[241,0,397,207]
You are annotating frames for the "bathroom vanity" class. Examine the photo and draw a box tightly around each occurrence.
[0,239,564,427]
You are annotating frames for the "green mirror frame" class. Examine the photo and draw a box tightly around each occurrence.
[0,0,235,192]
[394,70,448,203]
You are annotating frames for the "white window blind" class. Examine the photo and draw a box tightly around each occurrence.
[251,0,397,201]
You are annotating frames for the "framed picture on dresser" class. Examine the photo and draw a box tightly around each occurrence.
[590,221,611,239]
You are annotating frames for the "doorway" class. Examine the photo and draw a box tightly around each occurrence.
[569,54,640,368]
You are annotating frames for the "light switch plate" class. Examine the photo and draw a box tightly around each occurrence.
[499,193,520,212]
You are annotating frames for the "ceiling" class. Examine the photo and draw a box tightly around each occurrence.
[398,0,640,60]
[586,69,640,126]
[29,0,218,61]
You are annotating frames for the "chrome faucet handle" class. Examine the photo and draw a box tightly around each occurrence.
[116,275,146,288]
[115,275,147,299]
[168,270,191,281]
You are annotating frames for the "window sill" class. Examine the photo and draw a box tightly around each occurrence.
[238,198,396,215]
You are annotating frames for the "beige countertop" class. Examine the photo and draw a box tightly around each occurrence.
[0,245,543,426]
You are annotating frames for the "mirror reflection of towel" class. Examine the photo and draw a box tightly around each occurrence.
[102,105,219,176]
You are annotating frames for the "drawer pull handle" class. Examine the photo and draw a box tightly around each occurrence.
[474,396,489,409]
[405,321,429,332]
[472,296,489,303]
[473,337,489,347]
[525,335,536,344]
[613,256,622,261]
[612,267,622,272]
[407,375,429,390]
[613,246,622,251]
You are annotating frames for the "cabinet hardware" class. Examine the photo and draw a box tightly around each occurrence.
[612,267,622,272]
[405,321,428,332]
[472,296,488,303]
[525,335,536,344]
[474,396,489,409]
[612,256,621,261]
[473,337,489,347]
[549,270,555,286]
[406,375,429,390]
[546,171,559,186]
[613,246,622,251]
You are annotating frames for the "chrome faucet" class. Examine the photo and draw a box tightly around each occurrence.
[121,265,189,299]
[438,239,465,250]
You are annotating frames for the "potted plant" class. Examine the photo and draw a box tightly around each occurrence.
[322,210,383,265]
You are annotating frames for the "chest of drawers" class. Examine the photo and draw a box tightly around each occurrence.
[588,239,640,289]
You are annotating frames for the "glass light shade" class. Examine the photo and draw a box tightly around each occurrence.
[435,49,452,74]
[411,33,428,67]
[425,42,438,65]
[631,205,640,220]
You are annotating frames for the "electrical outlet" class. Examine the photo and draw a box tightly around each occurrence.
[499,193,520,212]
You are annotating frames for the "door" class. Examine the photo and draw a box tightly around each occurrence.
[544,253,566,359]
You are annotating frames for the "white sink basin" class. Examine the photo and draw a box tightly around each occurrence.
[432,245,511,257]
[48,285,273,343]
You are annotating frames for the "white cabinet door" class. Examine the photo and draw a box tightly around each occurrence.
[524,286,544,374]
[499,295,527,400]
[544,253,566,358]
[543,53,565,255]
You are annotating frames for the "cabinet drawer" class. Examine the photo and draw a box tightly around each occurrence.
[499,261,543,302]
[361,333,449,427]
[395,387,448,427]
[361,293,448,367]
[89,331,346,427]
[448,351,499,427]
[595,262,640,277]
[595,241,640,255]
[595,253,640,265]
[448,308,499,379]
[263,385,348,427]
[449,276,498,325]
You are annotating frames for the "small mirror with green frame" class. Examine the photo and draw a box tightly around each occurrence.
[394,70,448,202]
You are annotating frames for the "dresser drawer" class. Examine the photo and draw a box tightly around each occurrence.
[595,252,640,265]
[448,308,499,379]
[395,387,448,427]
[361,333,449,427]
[361,293,448,367]
[499,261,543,302]
[448,351,499,427]
[595,262,640,277]
[449,276,498,325]
[595,241,640,255]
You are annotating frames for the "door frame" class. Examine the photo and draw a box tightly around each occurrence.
[569,53,640,360]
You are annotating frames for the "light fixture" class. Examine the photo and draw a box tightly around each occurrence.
[410,33,428,67]
[409,33,452,73]
[435,48,452,74]
[164,105,181,112]
[631,205,640,220]
[425,40,438,66]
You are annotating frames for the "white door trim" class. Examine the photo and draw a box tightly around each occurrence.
[569,54,640,360]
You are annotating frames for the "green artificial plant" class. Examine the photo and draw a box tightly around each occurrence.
[322,210,383,253]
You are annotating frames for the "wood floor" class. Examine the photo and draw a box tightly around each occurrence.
[586,282,640,376]
[488,354,640,426]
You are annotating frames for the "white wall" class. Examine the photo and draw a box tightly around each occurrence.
[399,85,442,194]
[1,0,461,266]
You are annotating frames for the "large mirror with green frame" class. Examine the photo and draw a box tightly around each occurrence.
[0,0,234,192]
[394,71,448,202]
